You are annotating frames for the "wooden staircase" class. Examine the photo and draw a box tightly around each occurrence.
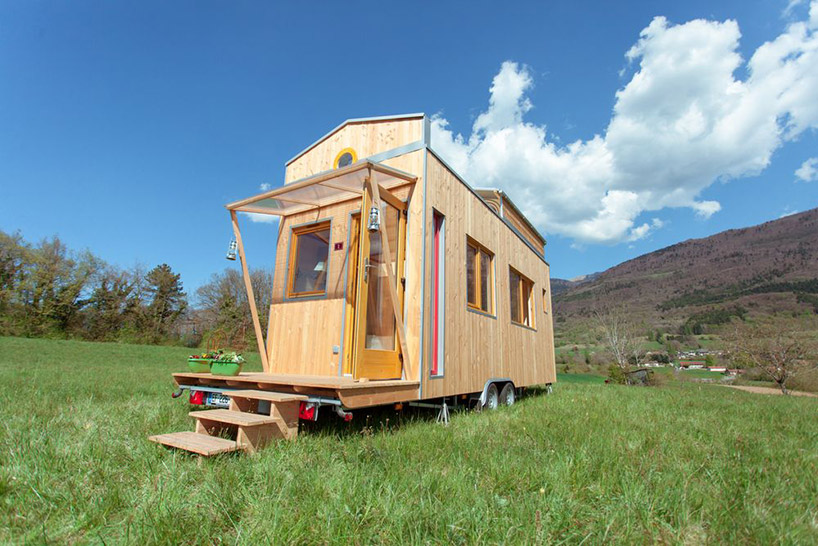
[149,390,307,456]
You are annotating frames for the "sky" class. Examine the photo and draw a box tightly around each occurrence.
[1,1,817,299]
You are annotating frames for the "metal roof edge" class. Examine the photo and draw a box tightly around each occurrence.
[285,113,427,166]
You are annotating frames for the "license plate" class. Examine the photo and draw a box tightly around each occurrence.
[204,392,231,408]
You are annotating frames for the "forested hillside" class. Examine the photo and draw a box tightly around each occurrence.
[552,208,818,338]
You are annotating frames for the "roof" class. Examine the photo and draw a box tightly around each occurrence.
[226,160,417,217]
[286,113,426,166]
[474,188,547,246]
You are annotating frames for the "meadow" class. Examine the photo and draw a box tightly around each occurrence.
[1,337,817,544]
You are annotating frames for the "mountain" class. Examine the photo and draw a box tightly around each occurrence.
[552,208,818,335]
[550,273,601,296]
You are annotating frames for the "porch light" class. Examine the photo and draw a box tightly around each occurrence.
[226,237,238,261]
[367,205,381,232]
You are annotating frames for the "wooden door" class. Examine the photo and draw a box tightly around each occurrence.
[352,185,407,380]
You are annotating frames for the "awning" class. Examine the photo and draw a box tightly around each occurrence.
[225,160,418,217]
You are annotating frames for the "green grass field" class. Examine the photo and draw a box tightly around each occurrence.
[1,336,817,544]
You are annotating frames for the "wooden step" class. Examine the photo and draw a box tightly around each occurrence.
[148,431,238,456]
[189,409,276,427]
[226,390,307,403]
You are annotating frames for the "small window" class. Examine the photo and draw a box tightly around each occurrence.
[543,288,549,314]
[431,211,445,377]
[287,222,331,298]
[334,147,357,169]
[466,238,494,314]
[509,267,534,328]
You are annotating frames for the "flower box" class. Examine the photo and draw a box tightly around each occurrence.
[187,358,212,373]
[211,361,243,376]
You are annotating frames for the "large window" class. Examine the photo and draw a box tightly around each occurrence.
[509,267,534,328]
[466,238,494,314]
[287,222,331,298]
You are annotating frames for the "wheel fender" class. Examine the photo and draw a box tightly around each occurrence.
[478,378,513,406]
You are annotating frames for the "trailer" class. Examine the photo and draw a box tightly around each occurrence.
[150,114,556,455]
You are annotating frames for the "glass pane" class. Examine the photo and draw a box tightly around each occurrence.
[365,203,399,350]
[521,278,532,327]
[292,227,330,294]
[479,251,491,312]
[509,270,521,323]
[466,245,477,306]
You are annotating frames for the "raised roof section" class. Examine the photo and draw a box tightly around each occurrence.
[285,113,426,183]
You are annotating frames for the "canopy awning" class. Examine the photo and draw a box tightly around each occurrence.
[226,160,418,217]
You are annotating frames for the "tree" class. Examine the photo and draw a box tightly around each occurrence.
[144,264,187,342]
[195,268,273,349]
[18,236,100,336]
[594,304,645,378]
[84,267,134,341]
[726,318,817,395]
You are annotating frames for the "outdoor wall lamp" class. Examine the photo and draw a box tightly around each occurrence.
[226,238,238,261]
[367,205,381,232]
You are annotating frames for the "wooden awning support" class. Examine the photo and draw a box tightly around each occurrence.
[365,170,411,374]
[230,210,271,373]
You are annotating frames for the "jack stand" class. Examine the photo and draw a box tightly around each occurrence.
[436,400,450,426]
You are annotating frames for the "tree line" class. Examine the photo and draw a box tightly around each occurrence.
[0,229,268,349]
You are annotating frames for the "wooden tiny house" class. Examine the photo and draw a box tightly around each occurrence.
[150,114,556,455]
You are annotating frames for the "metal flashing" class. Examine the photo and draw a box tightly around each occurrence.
[365,140,424,164]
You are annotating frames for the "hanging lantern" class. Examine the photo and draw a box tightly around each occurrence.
[226,237,238,261]
[367,205,381,232]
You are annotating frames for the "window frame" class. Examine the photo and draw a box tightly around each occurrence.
[466,237,495,316]
[285,220,332,300]
[431,210,446,378]
[509,266,535,329]
[543,288,549,315]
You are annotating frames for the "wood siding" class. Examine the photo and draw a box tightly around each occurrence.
[285,117,424,183]
[420,153,556,399]
[269,146,424,380]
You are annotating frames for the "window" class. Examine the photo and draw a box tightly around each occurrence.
[509,267,534,328]
[543,288,549,314]
[466,238,494,314]
[287,222,331,298]
[431,211,445,376]
[333,147,357,169]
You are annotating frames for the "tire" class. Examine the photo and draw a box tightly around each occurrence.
[499,383,515,406]
[484,383,499,410]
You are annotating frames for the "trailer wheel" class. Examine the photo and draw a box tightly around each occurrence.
[499,383,515,406]
[483,383,499,410]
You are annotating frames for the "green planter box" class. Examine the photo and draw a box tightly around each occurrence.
[187,358,212,373]
[211,361,243,376]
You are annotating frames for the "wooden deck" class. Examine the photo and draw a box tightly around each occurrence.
[172,372,420,409]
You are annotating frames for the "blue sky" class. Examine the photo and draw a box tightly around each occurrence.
[1,1,816,298]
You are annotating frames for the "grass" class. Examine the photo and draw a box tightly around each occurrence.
[1,336,817,544]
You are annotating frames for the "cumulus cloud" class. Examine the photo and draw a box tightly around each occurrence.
[795,157,818,181]
[430,3,818,244]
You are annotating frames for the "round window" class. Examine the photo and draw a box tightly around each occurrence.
[333,148,357,169]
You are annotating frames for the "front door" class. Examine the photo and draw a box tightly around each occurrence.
[352,184,407,380]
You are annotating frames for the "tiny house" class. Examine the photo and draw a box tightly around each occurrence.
[150,114,556,455]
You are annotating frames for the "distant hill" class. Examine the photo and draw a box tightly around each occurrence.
[552,208,818,336]
[550,273,601,296]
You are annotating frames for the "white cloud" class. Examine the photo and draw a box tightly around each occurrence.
[247,182,279,224]
[430,3,818,244]
[784,0,806,17]
[795,157,818,181]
